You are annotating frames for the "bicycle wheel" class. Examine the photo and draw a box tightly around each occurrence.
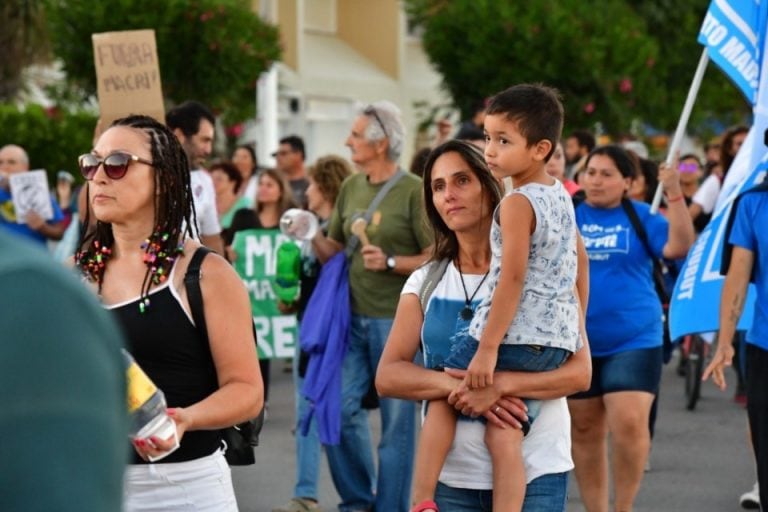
[685,335,705,410]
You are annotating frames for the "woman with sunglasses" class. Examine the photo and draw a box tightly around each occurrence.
[76,115,262,511]
[677,154,702,201]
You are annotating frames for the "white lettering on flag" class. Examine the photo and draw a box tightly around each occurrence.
[715,0,758,45]
[698,0,766,102]
[675,229,711,301]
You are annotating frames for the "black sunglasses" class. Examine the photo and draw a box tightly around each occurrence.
[364,105,389,139]
[78,152,154,181]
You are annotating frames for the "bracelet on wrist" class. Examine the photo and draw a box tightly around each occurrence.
[665,194,684,203]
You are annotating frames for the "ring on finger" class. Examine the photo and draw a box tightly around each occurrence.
[494,405,501,414]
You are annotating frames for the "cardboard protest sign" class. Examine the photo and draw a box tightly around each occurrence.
[231,228,301,360]
[9,170,53,223]
[92,29,165,126]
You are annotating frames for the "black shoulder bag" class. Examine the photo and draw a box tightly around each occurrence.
[185,246,264,466]
[620,198,673,362]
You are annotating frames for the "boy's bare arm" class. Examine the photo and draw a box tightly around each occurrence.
[468,194,533,388]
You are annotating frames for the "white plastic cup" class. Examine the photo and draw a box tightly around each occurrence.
[280,208,319,240]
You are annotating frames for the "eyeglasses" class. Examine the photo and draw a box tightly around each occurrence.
[364,105,389,139]
[678,162,700,173]
[78,152,154,181]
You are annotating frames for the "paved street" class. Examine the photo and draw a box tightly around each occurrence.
[233,352,754,511]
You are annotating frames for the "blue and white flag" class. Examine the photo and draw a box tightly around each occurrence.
[670,0,768,339]
[669,154,768,339]
[698,0,768,104]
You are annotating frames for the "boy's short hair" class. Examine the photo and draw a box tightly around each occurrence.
[485,83,564,161]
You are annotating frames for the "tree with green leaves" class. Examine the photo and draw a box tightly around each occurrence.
[1,1,51,101]
[406,0,749,136]
[45,0,281,123]
[0,104,97,184]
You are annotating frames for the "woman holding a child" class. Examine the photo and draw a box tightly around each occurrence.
[377,139,592,511]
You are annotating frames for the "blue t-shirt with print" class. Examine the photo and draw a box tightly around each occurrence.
[728,191,768,350]
[0,188,64,245]
[416,264,488,370]
[576,200,668,356]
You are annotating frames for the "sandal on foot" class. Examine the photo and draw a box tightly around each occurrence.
[411,500,439,512]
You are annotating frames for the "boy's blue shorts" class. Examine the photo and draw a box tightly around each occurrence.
[442,331,570,374]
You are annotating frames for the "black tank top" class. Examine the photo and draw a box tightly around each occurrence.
[111,282,220,464]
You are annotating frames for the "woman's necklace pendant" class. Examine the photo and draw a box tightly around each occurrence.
[460,306,474,321]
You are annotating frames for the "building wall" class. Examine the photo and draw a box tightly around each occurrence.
[247,0,450,169]
[336,0,400,79]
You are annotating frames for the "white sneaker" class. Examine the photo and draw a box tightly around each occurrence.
[740,481,760,509]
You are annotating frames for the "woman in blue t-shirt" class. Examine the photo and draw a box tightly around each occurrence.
[568,145,694,512]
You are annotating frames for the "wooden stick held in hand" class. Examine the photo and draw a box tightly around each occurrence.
[351,218,370,247]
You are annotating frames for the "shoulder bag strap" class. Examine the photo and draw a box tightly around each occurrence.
[184,246,213,343]
[621,198,656,257]
[345,169,407,257]
[184,246,264,447]
[621,198,669,303]
[419,258,450,312]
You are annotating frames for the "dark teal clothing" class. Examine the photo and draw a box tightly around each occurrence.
[0,231,128,511]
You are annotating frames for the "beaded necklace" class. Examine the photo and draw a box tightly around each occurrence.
[76,227,184,313]
[138,229,184,313]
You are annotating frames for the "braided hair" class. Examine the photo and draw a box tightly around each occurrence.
[76,115,198,311]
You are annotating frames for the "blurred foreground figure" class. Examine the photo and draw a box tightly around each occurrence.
[0,231,128,512]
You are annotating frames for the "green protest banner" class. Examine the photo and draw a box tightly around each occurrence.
[231,228,300,360]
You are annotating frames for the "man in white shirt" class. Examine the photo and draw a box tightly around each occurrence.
[166,101,224,254]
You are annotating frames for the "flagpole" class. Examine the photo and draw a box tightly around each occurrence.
[650,49,710,213]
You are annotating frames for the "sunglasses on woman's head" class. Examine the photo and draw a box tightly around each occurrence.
[78,152,154,181]
[677,162,700,173]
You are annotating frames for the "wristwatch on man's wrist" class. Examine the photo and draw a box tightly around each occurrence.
[386,254,396,271]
